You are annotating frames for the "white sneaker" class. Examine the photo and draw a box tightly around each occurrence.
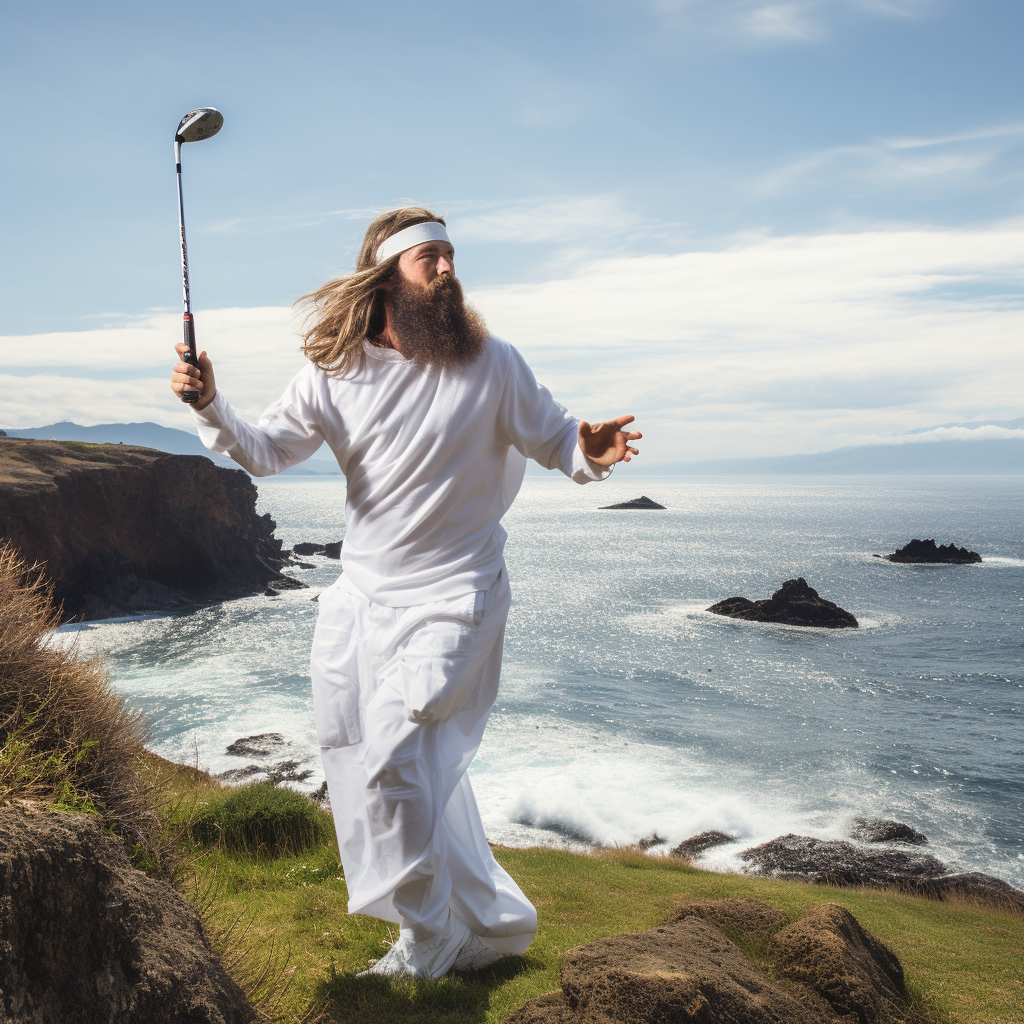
[358,911,471,979]
[451,931,505,972]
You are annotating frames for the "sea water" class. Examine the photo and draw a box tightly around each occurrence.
[56,475,1024,887]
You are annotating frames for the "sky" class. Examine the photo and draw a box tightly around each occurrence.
[1,0,1022,463]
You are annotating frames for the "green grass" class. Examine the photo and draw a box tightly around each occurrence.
[159,758,1022,1024]
[188,781,334,855]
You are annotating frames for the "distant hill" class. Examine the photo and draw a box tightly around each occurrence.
[0,422,340,476]
[663,438,1024,475]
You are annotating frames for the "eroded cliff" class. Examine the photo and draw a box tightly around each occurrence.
[0,439,299,621]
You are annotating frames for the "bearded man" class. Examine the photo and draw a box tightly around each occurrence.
[170,207,641,979]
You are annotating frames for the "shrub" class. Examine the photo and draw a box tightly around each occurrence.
[0,545,156,858]
[189,782,333,855]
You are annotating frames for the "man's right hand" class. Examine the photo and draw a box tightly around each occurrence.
[171,342,217,410]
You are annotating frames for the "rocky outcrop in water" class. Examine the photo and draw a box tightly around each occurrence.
[708,578,858,629]
[600,495,665,509]
[880,539,981,563]
[850,817,927,845]
[506,897,905,1024]
[0,806,255,1024]
[0,439,303,621]
[218,733,315,786]
[740,834,946,887]
[671,830,737,859]
[292,541,342,558]
[739,833,1024,913]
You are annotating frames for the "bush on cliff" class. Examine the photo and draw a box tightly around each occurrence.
[0,544,159,863]
[189,780,334,855]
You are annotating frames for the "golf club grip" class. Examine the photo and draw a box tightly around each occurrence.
[181,313,200,405]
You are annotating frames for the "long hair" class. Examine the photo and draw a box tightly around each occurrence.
[296,206,446,375]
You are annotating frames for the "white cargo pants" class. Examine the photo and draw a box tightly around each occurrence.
[311,569,537,953]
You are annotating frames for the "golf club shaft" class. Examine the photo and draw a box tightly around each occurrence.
[175,139,200,404]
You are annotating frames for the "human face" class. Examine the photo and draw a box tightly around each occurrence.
[395,240,455,292]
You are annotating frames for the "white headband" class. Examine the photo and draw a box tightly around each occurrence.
[376,221,452,262]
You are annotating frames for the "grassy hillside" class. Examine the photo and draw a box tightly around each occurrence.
[151,757,1022,1024]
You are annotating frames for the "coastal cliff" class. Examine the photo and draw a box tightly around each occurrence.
[0,439,298,621]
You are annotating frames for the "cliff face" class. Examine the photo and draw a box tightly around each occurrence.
[0,439,298,621]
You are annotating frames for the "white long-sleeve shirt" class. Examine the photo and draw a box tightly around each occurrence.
[192,336,611,605]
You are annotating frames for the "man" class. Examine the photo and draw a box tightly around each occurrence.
[170,207,640,979]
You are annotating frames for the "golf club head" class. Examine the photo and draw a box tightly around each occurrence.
[175,107,224,143]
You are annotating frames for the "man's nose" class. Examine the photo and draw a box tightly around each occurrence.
[437,256,453,275]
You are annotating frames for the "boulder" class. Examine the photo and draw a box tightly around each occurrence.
[0,439,304,622]
[506,898,906,1024]
[739,834,947,887]
[226,733,285,758]
[0,807,255,1024]
[881,539,981,564]
[908,872,1024,914]
[709,578,858,629]
[671,830,738,859]
[324,541,342,559]
[600,495,666,510]
[667,897,788,943]
[849,817,927,846]
[292,542,326,555]
[769,903,905,1023]
[739,834,1024,914]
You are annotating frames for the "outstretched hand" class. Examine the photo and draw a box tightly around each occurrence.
[170,342,217,410]
[577,415,641,467]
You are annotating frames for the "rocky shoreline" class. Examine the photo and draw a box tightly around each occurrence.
[215,728,1024,915]
[644,821,1024,915]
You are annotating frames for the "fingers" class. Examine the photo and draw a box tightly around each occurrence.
[612,414,635,428]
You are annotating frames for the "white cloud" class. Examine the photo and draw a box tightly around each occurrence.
[447,196,640,246]
[867,425,1024,445]
[1,306,308,432]
[3,222,1022,462]
[758,121,1024,194]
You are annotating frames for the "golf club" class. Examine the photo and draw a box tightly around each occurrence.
[174,107,223,403]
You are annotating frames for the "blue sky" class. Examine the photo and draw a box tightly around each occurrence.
[1,0,1022,461]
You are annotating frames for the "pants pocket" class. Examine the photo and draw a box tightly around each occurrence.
[311,587,364,748]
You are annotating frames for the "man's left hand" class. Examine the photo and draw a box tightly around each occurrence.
[578,415,642,466]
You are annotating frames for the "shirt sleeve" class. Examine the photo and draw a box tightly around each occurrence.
[190,365,326,477]
[497,344,613,485]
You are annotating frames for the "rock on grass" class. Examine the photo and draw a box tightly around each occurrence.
[0,807,255,1024]
[507,897,905,1023]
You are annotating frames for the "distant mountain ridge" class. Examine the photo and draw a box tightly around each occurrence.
[666,441,1022,475]
[3,419,1022,476]
[664,425,1024,475]
[0,421,340,476]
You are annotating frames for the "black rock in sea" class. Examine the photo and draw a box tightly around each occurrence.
[741,833,947,887]
[226,733,286,758]
[739,833,1024,914]
[850,817,928,846]
[879,538,981,563]
[671,830,738,859]
[600,495,665,509]
[708,578,858,629]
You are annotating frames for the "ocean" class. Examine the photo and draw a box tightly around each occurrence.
[56,474,1024,888]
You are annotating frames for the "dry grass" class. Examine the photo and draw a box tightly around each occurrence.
[0,543,162,866]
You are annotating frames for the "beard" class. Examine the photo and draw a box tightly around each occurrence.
[385,273,488,369]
